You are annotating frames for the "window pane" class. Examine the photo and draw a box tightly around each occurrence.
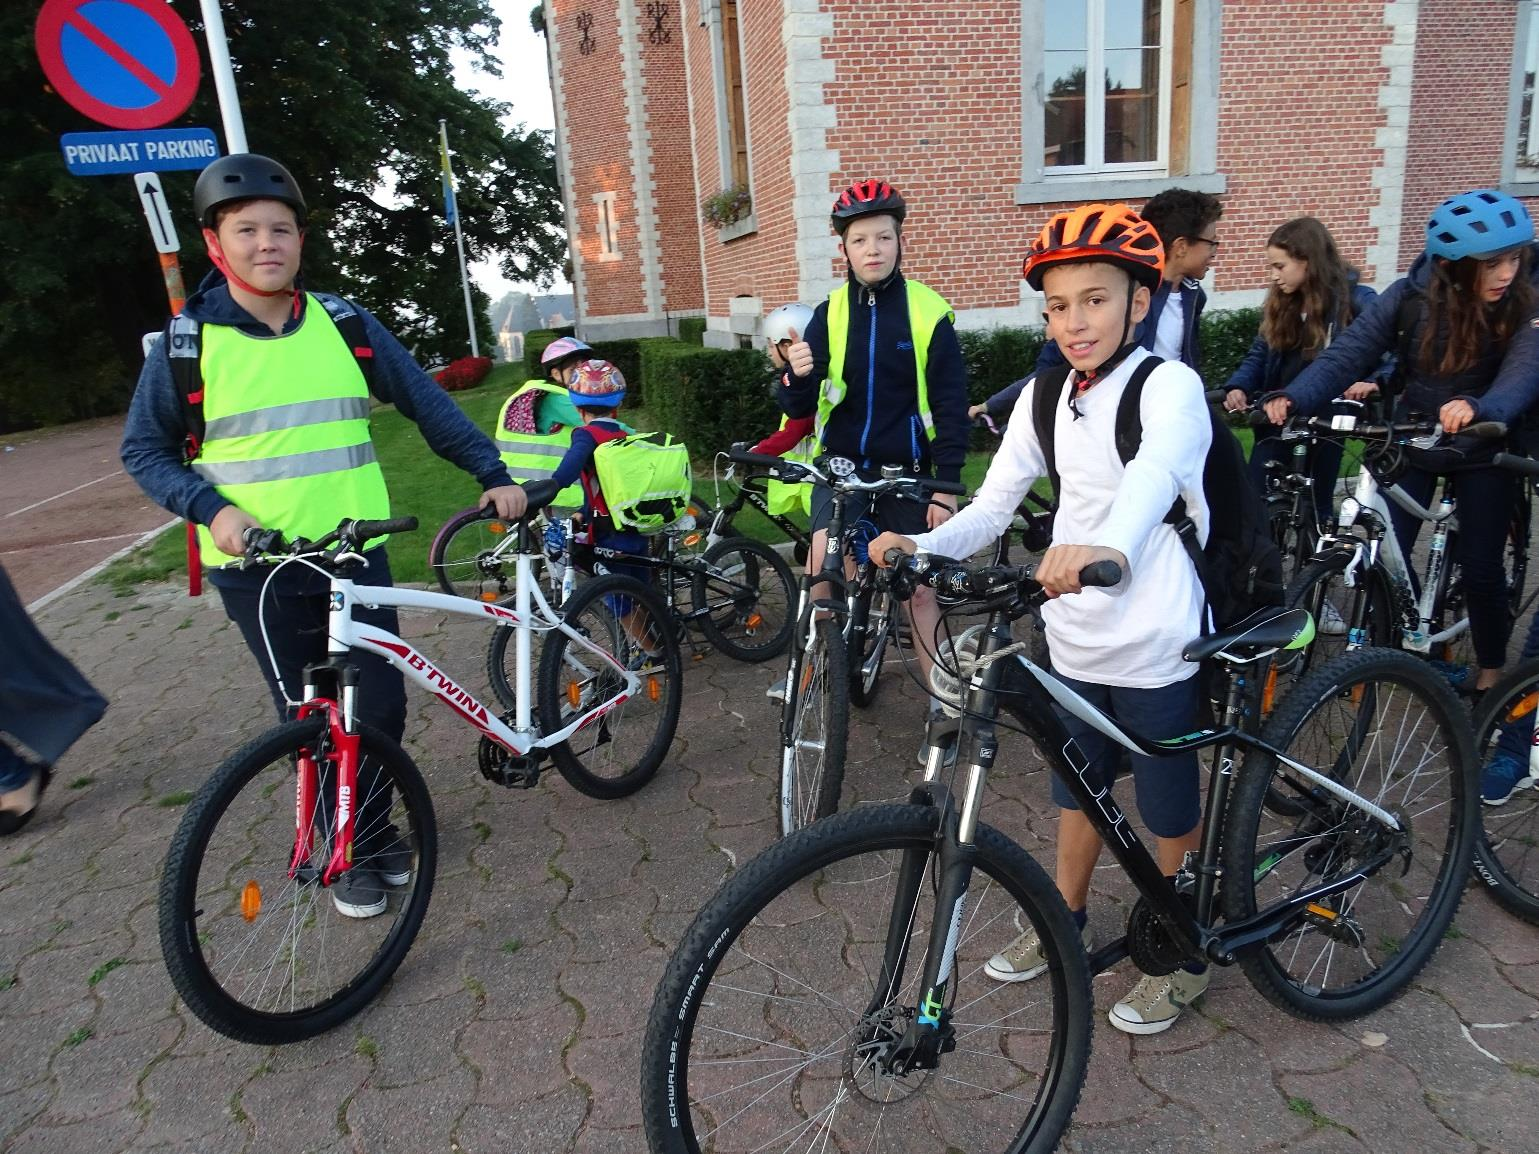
[1522,16,1539,167]
[1045,50,1088,167]
[1105,47,1160,163]
[1105,0,1160,52]
[1044,2,1088,53]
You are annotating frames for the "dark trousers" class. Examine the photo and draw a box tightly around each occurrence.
[1387,466,1515,669]
[213,548,408,744]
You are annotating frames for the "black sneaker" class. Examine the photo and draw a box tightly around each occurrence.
[332,868,387,918]
[359,826,413,887]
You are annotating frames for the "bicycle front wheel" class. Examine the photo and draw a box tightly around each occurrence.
[692,536,795,662]
[781,617,849,835]
[1222,649,1476,1020]
[640,803,1093,1153]
[1281,556,1395,682]
[1471,661,1539,923]
[428,506,523,602]
[848,584,894,708]
[158,718,437,1044]
[538,574,683,798]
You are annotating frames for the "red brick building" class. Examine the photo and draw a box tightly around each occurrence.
[543,0,1539,348]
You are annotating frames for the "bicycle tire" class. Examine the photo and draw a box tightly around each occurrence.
[1282,556,1395,681]
[428,505,524,602]
[780,617,849,836]
[158,717,437,1044]
[1470,660,1539,924]
[1221,648,1476,1020]
[538,574,682,799]
[848,583,893,708]
[692,536,795,663]
[640,803,1093,1153]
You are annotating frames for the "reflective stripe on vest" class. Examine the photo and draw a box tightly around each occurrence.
[816,280,954,450]
[193,296,389,566]
[494,381,583,507]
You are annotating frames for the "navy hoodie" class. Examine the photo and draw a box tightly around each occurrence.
[1227,277,1382,399]
[1278,246,1539,426]
[781,271,970,483]
[120,270,511,586]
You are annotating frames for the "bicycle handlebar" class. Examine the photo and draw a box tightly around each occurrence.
[726,444,968,496]
[1495,451,1539,478]
[883,551,1121,605]
[237,515,419,567]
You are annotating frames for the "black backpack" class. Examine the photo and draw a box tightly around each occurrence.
[1029,356,1283,631]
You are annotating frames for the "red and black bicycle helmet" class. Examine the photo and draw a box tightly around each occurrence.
[830,179,907,234]
[1022,203,1164,290]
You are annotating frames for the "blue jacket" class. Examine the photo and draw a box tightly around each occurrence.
[1227,279,1380,399]
[121,271,512,586]
[781,271,970,483]
[984,276,1207,419]
[1278,245,1539,425]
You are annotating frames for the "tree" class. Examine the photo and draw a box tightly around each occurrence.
[0,0,564,432]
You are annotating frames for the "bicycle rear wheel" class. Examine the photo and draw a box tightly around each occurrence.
[158,718,437,1044]
[692,536,795,662]
[1471,661,1539,923]
[781,617,848,835]
[538,574,683,799]
[1221,649,1475,1020]
[848,583,893,708]
[428,506,524,602]
[640,803,1092,1153]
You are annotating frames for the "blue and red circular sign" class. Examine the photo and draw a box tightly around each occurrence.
[35,0,201,130]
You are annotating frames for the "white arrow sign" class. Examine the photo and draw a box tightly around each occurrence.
[135,171,180,254]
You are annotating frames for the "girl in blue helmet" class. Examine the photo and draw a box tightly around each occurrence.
[1264,190,1539,714]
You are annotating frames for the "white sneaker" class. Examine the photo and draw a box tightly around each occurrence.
[985,922,1093,983]
[1317,601,1348,636]
[1108,968,1209,1035]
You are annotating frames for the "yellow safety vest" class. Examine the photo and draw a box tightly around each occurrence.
[815,279,955,452]
[765,417,816,517]
[191,297,390,565]
[495,381,583,508]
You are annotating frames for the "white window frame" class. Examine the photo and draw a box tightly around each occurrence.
[1018,0,1225,204]
[593,191,621,262]
[1503,0,1539,194]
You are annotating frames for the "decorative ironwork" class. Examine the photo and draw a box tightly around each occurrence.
[646,2,671,44]
[576,11,595,55]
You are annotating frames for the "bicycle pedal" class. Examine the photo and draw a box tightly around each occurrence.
[477,736,543,789]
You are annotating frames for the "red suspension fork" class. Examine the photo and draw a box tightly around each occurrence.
[293,699,362,884]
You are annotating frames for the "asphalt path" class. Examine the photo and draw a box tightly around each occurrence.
[0,416,176,609]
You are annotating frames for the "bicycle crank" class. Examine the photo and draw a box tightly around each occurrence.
[477,735,543,788]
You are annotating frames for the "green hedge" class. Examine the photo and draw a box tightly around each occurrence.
[642,339,779,454]
[587,339,644,407]
[678,317,707,346]
[523,330,559,379]
[1200,307,1261,388]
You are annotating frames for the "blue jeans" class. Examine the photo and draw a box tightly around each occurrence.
[1047,671,1203,839]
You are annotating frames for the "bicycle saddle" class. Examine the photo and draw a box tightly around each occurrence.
[1182,606,1313,664]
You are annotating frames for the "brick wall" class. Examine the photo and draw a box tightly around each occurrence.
[640,4,703,315]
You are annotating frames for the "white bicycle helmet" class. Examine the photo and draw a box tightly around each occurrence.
[764,303,813,345]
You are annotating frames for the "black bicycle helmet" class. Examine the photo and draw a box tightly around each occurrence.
[830,179,907,234]
[194,154,307,229]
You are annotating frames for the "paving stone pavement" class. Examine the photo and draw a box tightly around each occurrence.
[3,572,1538,1153]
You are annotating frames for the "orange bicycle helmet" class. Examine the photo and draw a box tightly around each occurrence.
[1022,203,1164,290]
[831,179,907,234]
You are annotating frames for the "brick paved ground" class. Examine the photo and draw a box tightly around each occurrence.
[2,573,1537,1152]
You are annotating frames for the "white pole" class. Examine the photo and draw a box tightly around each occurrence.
[198,1,248,154]
[441,120,480,358]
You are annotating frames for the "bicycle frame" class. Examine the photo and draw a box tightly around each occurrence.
[705,472,809,553]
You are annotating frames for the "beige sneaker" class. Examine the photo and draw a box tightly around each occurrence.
[1108,968,1209,1035]
[984,921,1093,983]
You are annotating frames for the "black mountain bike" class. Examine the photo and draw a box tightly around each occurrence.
[641,552,1476,1152]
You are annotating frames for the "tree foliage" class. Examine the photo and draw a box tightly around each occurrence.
[0,0,564,432]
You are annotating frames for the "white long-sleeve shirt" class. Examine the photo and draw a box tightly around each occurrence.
[912,349,1211,687]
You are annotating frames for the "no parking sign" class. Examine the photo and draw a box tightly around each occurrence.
[35,0,201,130]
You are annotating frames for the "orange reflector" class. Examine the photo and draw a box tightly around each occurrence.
[683,533,703,547]
[800,664,815,694]
[1350,683,1365,705]
[746,613,763,631]
[1506,691,1539,723]
[1261,666,1278,716]
[240,881,262,921]
[488,522,507,535]
[568,681,581,709]
[648,675,661,701]
[1305,902,1338,921]
[479,592,498,602]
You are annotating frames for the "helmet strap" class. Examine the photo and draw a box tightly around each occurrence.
[1073,282,1142,390]
[202,227,303,314]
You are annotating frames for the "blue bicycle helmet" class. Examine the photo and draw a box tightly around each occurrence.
[1425,190,1533,260]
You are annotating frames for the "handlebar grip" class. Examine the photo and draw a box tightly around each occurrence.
[925,478,969,496]
[1246,409,1275,428]
[1464,421,1508,441]
[1495,452,1539,478]
[1204,388,1228,404]
[349,516,419,541]
[728,447,790,470]
[883,547,909,567]
[1079,560,1122,588]
[516,478,561,512]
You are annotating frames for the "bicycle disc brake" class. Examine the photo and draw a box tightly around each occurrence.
[478,734,543,788]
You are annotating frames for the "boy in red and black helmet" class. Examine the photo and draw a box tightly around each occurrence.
[780,179,971,760]
[872,202,1216,1037]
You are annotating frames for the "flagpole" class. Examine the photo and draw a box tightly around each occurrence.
[440,120,479,358]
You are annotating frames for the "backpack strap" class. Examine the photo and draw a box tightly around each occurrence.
[1028,363,1073,501]
[313,293,376,389]
[165,314,204,462]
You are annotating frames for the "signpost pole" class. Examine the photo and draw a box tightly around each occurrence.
[197,0,248,153]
